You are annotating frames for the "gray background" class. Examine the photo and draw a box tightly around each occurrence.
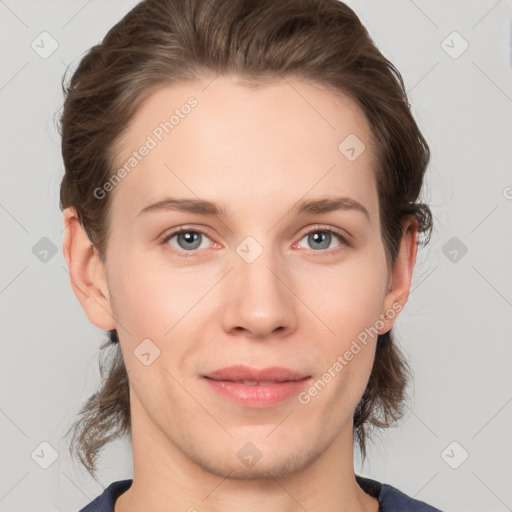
[1,0,511,511]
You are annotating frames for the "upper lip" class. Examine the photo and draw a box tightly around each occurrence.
[203,365,310,383]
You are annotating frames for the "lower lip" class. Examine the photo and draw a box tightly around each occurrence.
[203,377,311,408]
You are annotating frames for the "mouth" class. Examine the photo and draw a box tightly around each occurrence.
[202,365,311,408]
[208,380,288,386]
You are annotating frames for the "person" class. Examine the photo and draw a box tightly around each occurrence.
[59,0,443,510]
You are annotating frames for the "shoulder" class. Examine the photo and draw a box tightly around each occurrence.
[78,479,133,512]
[356,475,444,512]
[379,482,444,511]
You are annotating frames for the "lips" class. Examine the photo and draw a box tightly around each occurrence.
[203,365,309,383]
[202,365,311,408]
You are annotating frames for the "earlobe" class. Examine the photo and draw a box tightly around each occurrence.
[378,216,419,334]
[62,207,117,331]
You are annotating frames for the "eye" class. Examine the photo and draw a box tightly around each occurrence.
[295,226,349,253]
[160,225,350,258]
[161,228,214,257]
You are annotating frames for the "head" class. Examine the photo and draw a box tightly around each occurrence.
[60,0,432,479]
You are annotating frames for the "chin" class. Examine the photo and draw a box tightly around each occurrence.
[186,439,323,481]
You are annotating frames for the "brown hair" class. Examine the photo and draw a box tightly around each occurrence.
[59,0,432,478]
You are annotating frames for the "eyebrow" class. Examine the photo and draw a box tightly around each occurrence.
[137,196,370,221]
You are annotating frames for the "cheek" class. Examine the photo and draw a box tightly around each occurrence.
[304,253,387,399]
[107,248,202,338]
[316,259,388,339]
[107,252,206,411]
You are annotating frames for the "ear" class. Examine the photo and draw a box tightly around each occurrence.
[378,215,418,334]
[62,207,116,331]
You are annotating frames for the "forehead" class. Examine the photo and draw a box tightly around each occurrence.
[109,75,378,222]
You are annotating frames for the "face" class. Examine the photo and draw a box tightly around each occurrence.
[73,75,412,479]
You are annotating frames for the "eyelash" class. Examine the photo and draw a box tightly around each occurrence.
[160,225,351,258]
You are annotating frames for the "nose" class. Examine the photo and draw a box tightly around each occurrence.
[220,246,298,340]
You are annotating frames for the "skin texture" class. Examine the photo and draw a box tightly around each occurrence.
[63,75,418,512]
